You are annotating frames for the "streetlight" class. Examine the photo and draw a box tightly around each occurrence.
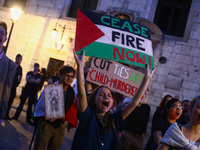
[5,7,22,53]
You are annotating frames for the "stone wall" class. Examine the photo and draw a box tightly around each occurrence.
[0,0,76,95]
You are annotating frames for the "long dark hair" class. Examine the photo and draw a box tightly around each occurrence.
[88,85,116,133]
[88,85,116,112]
[159,95,173,112]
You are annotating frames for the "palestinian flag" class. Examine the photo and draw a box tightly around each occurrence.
[75,9,154,69]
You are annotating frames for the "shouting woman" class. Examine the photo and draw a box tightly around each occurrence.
[71,50,155,150]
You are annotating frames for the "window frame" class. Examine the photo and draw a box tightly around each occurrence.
[61,0,101,20]
[0,0,29,12]
[149,0,197,42]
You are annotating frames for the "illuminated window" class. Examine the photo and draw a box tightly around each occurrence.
[154,0,192,37]
[3,0,27,9]
[67,0,98,18]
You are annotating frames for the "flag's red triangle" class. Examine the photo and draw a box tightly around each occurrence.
[75,10,105,52]
[63,97,78,132]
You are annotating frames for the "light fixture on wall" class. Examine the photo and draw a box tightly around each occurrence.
[51,23,67,51]
[5,7,22,53]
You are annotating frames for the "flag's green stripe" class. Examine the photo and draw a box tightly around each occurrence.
[76,42,154,69]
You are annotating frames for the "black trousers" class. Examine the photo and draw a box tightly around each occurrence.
[13,88,37,122]
[6,86,17,117]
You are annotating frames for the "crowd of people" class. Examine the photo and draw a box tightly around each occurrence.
[1,20,200,150]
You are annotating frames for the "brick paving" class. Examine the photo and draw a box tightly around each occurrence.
[0,98,76,150]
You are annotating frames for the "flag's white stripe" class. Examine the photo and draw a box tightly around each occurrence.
[96,25,153,56]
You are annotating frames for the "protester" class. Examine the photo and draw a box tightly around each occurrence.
[120,101,150,150]
[145,98,183,150]
[152,95,172,128]
[71,50,155,150]
[177,100,190,125]
[0,21,17,125]
[33,65,75,150]
[118,88,150,150]
[158,96,200,150]
[5,54,23,120]
[12,63,42,125]
[48,72,60,84]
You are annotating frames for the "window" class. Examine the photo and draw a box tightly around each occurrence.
[2,0,27,9]
[67,0,98,18]
[154,0,192,37]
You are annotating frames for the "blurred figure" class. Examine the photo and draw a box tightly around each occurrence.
[174,95,179,100]
[120,101,150,150]
[158,96,200,150]
[12,63,42,125]
[0,21,17,125]
[177,100,190,125]
[5,54,23,120]
[152,95,172,129]
[38,68,46,91]
[145,98,183,150]
[120,88,150,150]
[48,72,59,84]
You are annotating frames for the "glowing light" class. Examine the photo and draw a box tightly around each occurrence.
[51,28,58,38]
[10,8,22,21]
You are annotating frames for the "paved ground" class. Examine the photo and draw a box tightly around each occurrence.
[0,98,76,150]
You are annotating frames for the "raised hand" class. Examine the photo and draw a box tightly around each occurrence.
[145,65,156,80]
[73,49,85,66]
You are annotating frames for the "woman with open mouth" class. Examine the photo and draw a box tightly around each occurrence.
[158,96,200,150]
[71,50,155,150]
[145,98,183,150]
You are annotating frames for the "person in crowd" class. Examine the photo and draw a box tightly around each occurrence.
[158,96,200,150]
[0,21,17,125]
[119,88,150,150]
[48,72,60,84]
[71,50,155,150]
[174,95,180,100]
[5,54,23,120]
[120,101,150,150]
[152,95,173,128]
[145,98,183,150]
[12,63,42,125]
[33,65,75,150]
[38,68,46,91]
[177,100,190,125]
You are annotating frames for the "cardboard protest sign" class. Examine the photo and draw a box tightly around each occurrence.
[86,58,148,101]
[75,9,154,69]
[44,84,65,119]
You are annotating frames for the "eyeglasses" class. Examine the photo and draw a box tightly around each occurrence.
[171,105,184,110]
[65,74,75,79]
